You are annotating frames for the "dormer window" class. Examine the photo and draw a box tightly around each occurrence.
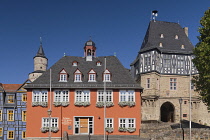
[159,43,163,47]
[181,45,185,49]
[59,69,68,82]
[88,69,96,82]
[160,34,164,38]
[103,69,111,82]
[96,61,102,66]
[72,61,78,66]
[8,95,14,103]
[175,35,179,39]
[74,69,82,82]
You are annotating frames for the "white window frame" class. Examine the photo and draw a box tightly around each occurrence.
[42,117,58,128]
[170,78,177,90]
[7,110,14,121]
[32,90,48,102]
[103,69,111,82]
[75,90,90,102]
[88,69,96,82]
[97,90,113,102]
[97,61,101,66]
[106,118,114,128]
[119,118,135,128]
[59,69,68,82]
[54,90,69,102]
[74,69,82,82]
[119,90,135,102]
[72,62,78,66]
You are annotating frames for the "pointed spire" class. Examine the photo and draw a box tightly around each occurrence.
[35,37,46,58]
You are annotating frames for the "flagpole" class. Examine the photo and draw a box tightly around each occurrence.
[104,57,106,140]
[189,57,192,139]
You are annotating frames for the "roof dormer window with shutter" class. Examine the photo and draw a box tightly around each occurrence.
[103,69,111,82]
[59,69,68,82]
[88,69,96,82]
[72,61,78,66]
[96,61,102,66]
[74,69,82,82]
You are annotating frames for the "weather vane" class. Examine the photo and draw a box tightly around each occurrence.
[151,10,158,22]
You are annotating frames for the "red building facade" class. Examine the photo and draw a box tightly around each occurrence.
[25,40,142,139]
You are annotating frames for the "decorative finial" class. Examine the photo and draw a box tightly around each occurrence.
[64,53,66,57]
[89,36,92,41]
[114,52,116,57]
[40,37,42,45]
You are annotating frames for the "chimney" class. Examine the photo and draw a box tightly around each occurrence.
[183,27,188,37]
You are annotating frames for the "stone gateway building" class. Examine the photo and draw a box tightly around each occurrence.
[131,20,210,125]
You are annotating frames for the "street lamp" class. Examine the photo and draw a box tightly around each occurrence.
[179,98,183,128]
[179,98,184,140]
[47,109,52,140]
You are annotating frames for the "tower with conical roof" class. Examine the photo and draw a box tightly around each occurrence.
[29,38,48,82]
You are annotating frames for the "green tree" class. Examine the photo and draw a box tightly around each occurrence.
[193,8,210,107]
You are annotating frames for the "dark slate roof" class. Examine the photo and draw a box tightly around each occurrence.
[85,40,96,47]
[34,44,47,58]
[139,20,194,54]
[25,56,142,89]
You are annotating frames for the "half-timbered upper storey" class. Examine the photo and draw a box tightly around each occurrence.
[131,20,197,76]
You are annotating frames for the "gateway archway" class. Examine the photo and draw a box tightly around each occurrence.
[160,102,175,122]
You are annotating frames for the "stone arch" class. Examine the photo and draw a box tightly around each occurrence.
[160,102,175,122]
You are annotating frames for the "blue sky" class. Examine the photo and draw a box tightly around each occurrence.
[0,0,210,84]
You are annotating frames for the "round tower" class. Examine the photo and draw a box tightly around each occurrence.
[29,39,48,82]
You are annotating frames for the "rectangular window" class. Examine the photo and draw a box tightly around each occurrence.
[42,118,58,127]
[177,56,184,68]
[104,74,111,82]
[7,131,14,139]
[119,118,135,128]
[22,131,26,139]
[0,128,2,137]
[119,90,135,102]
[75,90,90,102]
[97,90,113,102]
[60,74,67,82]
[145,56,151,65]
[54,90,69,102]
[89,74,96,82]
[22,94,27,102]
[32,90,48,102]
[146,78,150,88]
[163,55,171,68]
[7,110,14,121]
[170,78,177,90]
[0,110,2,121]
[106,118,113,128]
[22,111,26,121]
[75,74,82,82]
[191,81,194,90]
[8,95,14,103]
[183,114,187,117]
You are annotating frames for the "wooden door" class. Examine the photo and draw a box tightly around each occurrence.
[80,118,89,134]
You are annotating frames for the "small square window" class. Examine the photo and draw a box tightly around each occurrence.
[159,43,163,47]
[184,101,187,104]
[160,34,164,38]
[8,95,14,103]
[183,114,187,117]
[72,62,78,66]
[0,128,2,137]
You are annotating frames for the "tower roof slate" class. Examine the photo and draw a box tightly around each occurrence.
[35,44,47,58]
[25,56,142,89]
[139,20,194,54]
